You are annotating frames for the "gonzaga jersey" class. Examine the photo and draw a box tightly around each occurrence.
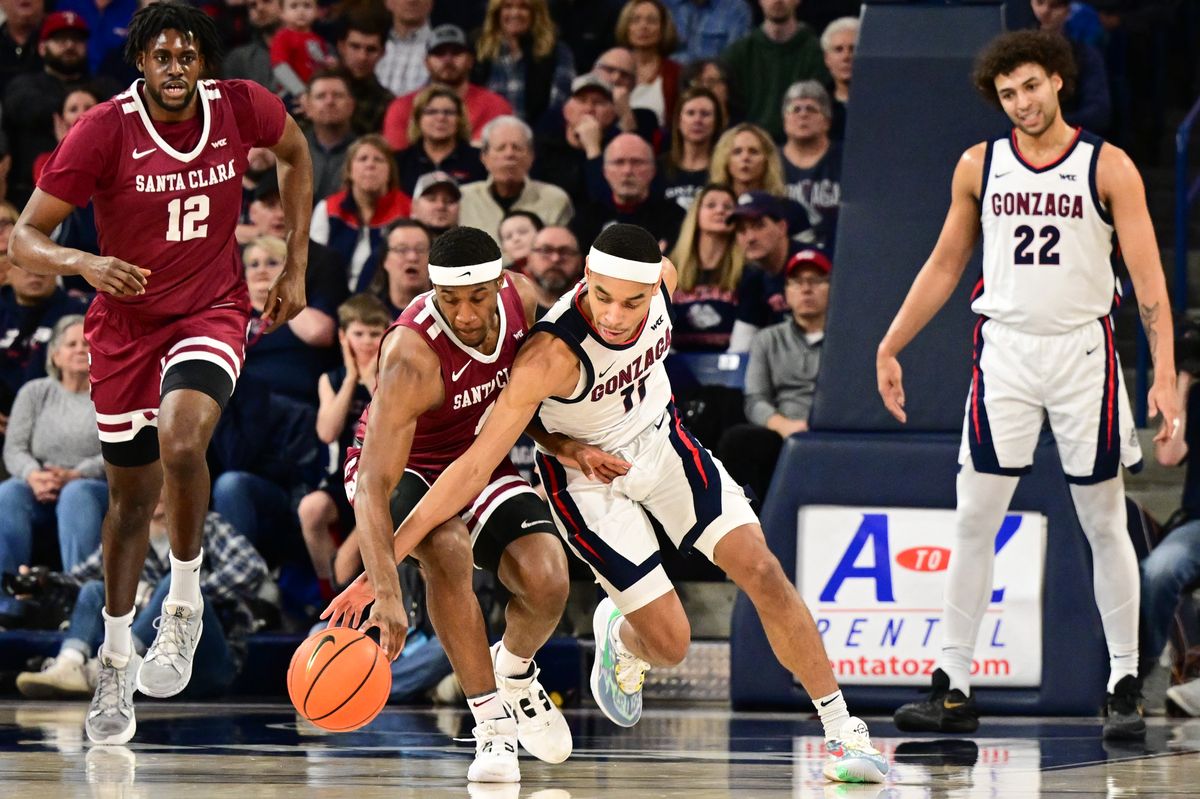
[972,130,1118,335]
[349,275,529,476]
[38,79,286,318]
[534,282,673,452]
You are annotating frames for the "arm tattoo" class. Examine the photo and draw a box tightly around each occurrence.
[1140,301,1161,363]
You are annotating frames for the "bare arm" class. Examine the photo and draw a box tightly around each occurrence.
[507,268,542,328]
[876,144,985,422]
[1099,143,1179,440]
[10,189,150,296]
[287,307,336,347]
[1155,370,1191,466]
[263,114,313,333]
[388,333,581,562]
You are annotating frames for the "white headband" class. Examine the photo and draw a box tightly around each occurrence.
[587,247,663,284]
[428,258,504,287]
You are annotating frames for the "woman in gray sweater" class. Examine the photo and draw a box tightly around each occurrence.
[0,314,106,624]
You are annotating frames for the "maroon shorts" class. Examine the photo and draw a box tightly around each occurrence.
[85,297,250,446]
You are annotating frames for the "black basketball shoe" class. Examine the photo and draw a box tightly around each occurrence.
[1103,675,1147,740]
[893,668,980,733]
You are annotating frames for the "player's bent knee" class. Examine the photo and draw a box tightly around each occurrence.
[416,525,473,582]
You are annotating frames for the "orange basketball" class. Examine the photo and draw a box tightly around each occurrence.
[287,627,392,731]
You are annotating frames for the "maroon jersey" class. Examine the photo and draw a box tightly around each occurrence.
[38,79,286,319]
[347,275,529,482]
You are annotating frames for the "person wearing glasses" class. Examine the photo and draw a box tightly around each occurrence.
[524,226,583,314]
[780,80,841,252]
[368,218,433,318]
[394,85,485,196]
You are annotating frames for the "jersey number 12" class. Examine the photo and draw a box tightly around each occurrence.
[166,195,210,241]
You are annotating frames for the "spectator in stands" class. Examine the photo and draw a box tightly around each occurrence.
[54,0,135,76]
[683,57,733,123]
[0,265,90,423]
[572,132,686,251]
[1031,0,1111,134]
[472,0,576,125]
[393,85,485,195]
[498,209,543,270]
[409,171,461,240]
[615,0,680,126]
[29,87,100,266]
[720,0,828,141]
[269,0,336,86]
[661,86,724,211]
[728,191,806,351]
[335,12,394,136]
[2,11,118,204]
[367,218,432,317]
[820,16,857,141]
[717,245,828,504]
[382,24,514,151]
[459,115,573,243]
[242,235,336,407]
[547,0,623,71]
[668,183,744,352]
[302,70,356,204]
[710,122,787,197]
[532,73,625,206]
[311,134,412,293]
[525,225,582,312]
[375,0,432,96]
[0,315,106,626]
[298,294,388,600]
[32,87,97,185]
[223,0,281,91]
[662,0,750,65]
[14,490,267,698]
[781,80,841,251]
[0,0,45,93]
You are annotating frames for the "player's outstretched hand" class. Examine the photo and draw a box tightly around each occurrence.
[320,572,376,630]
[877,354,907,424]
[1148,377,1182,444]
[82,255,150,297]
[361,592,409,662]
[558,440,631,484]
[262,268,307,333]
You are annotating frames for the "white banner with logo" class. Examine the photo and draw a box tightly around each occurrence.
[796,506,1046,686]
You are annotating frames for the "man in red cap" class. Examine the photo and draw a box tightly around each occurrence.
[717,246,831,502]
[1,9,119,203]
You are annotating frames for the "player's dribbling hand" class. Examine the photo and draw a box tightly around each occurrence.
[83,256,150,297]
[320,571,375,630]
[1148,377,1182,444]
[877,354,907,423]
[262,268,307,333]
[558,440,631,484]
[362,592,408,662]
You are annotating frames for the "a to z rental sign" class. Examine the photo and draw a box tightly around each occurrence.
[796,506,1047,687]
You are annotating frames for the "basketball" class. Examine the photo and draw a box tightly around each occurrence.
[287,627,391,731]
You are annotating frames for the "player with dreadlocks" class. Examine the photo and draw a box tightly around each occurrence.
[10,0,314,744]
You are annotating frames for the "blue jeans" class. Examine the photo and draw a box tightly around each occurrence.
[63,576,235,697]
[0,477,107,615]
[1141,519,1200,660]
[211,471,299,566]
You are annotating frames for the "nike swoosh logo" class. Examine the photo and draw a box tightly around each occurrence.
[471,697,493,707]
[993,170,1011,178]
[819,695,840,707]
[599,363,615,378]
[1086,346,1099,355]
[458,270,472,278]
[943,700,966,709]
[654,417,665,429]
[132,147,157,159]
[306,634,337,672]
[521,520,551,529]
[451,362,470,381]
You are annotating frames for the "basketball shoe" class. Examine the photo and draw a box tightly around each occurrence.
[85,649,141,745]
[491,642,572,763]
[1103,675,1147,740]
[136,598,203,698]
[822,717,889,783]
[893,668,980,733]
[467,715,520,783]
[590,597,650,728]
[16,654,96,698]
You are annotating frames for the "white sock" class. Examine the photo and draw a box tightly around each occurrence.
[467,691,508,725]
[814,691,850,740]
[494,641,533,678]
[940,645,975,696]
[611,617,633,658]
[57,647,85,666]
[167,549,203,608]
[101,606,134,663]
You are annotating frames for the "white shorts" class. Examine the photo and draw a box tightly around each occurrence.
[535,404,759,614]
[958,317,1142,483]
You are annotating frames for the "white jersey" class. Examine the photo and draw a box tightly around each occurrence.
[972,129,1118,335]
[533,281,674,452]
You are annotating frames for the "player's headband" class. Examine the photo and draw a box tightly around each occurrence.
[587,247,663,284]
[428,258,504,287]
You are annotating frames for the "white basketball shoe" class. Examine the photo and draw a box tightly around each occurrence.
[491,641,572,763]
[467,715,520,783]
